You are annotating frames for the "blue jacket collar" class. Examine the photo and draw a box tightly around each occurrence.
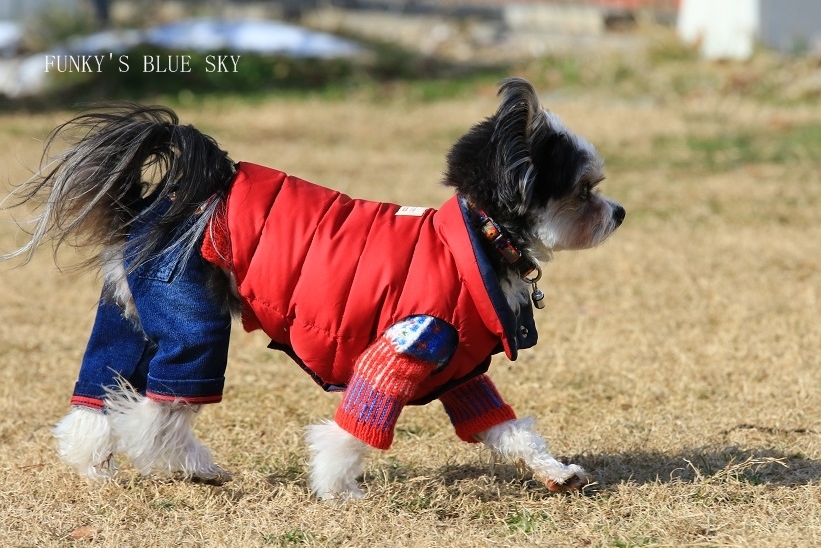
[455,196,538,359]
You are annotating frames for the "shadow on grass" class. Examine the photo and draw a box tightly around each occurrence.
[356,444,821,501]
[576,444,821,492]
[250,444,821,505]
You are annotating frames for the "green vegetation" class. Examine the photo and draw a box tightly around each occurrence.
[6,20,821,114]
[10,37,508,109]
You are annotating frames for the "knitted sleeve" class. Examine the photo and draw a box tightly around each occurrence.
[334,315,458,450]
[439,374,516,443]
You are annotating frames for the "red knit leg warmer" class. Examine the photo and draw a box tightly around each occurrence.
[439,374,516,443]
[334,337,436,450]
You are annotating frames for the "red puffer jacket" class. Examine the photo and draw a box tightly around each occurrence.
[204,162,537,403]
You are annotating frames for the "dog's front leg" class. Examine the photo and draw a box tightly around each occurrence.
[476,417,590,492]
[305,319,449,500]
[439,375,589,492]
[305,420,370,500]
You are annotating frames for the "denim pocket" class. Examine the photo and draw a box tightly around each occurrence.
[136,248,186,282]
[132,216,200,283]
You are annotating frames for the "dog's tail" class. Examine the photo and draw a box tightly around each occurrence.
[1,103,235,273]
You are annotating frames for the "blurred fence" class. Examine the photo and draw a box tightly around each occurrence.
[0,0,682,23]
[0,0,83,20]
[332,0,680,13]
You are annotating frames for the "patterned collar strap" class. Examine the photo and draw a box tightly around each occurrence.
[474,208,538,279]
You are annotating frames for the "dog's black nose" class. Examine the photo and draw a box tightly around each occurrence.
[613,205,625,227]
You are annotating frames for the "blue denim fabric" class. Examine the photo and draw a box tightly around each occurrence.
[72,199,231,409]
[71,296,155,409]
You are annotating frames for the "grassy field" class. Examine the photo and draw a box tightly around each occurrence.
[1,28,820,547]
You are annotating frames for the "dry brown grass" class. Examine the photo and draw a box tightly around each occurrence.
[2,47,821,547]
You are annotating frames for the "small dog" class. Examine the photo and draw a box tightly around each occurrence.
[2,78,624,499]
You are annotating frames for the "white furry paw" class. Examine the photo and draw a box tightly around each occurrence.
[539,464,591,493]
[53,407,117,480]
[305,420,369,501]
[479,417,591,493]
[105,384,229,482]
[189,462,232,485]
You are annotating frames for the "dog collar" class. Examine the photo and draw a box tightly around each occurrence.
[474,208,546,309]
[475,209,537,277]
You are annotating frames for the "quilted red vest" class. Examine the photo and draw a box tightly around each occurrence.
[211,162,537,403]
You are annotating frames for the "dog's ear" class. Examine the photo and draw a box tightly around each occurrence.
[492,78,541,215]
[444,78,541,217]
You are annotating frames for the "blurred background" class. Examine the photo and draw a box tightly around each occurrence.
[1,4,821,545]
[1,0,820,106]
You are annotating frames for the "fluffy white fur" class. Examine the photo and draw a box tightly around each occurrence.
[104,385,230,483]
[53,406,116,480]
[499,276,532,312]
[305,420,370,500]
[56,403,586,498]
[476,417,589,488]
[99,246,137,321]
[534,194,623,254]
[301,417,587,499]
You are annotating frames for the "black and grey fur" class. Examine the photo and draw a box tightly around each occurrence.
[2,104,236,310]
[446,78,624,307]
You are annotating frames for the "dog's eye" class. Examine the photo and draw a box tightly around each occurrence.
[579,177,603,201]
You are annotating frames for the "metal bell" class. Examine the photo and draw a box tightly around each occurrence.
[522,265,546,310]
[531,283,546,309]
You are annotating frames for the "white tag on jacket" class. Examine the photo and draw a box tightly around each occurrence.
[395,206,429,216]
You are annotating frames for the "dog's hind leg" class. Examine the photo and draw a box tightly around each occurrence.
[106,385,230,484]
[53,407,117,480]
[477,417,590,492]
[106,210,233,485]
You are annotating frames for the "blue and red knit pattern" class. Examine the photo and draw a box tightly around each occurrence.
[335,335,436,449]
[384,315,458,367]
[334,316,455,448]
[439,374,516,442]
[334,316,515,449]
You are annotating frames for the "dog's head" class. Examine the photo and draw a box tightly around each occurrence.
[445,78,624,263]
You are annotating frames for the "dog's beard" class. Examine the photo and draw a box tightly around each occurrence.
[531,193,625,257]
